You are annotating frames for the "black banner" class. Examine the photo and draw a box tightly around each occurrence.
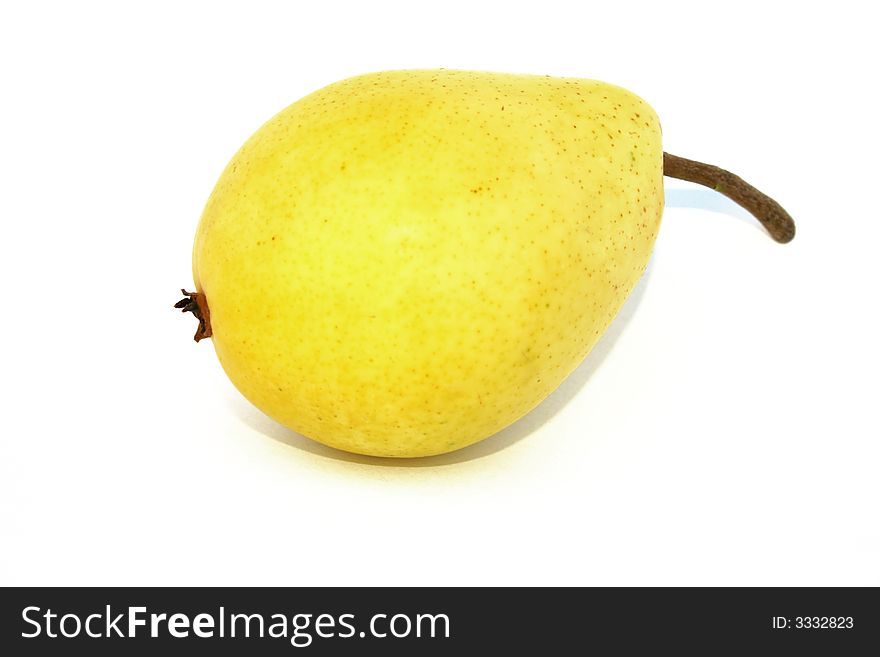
[1,587,877,654]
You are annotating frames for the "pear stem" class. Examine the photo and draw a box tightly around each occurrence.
[174,289,212,342]
[663,152,795,243]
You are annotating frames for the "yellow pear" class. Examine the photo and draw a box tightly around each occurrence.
[179,69,794,457]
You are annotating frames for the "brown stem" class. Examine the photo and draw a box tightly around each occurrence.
[174,289,212,342]
[663,152,795,243]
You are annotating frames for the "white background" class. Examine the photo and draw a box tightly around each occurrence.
[2,1,877,586]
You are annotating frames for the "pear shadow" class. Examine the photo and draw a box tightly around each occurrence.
[234,259,655,468]
[664,186,766,235]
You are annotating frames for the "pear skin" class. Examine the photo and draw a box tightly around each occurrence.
[181,69,792,457]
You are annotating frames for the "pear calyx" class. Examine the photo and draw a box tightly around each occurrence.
[663,152,796,243]
[175,289,212,342]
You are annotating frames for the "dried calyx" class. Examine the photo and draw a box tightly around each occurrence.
[174,289,212,342]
